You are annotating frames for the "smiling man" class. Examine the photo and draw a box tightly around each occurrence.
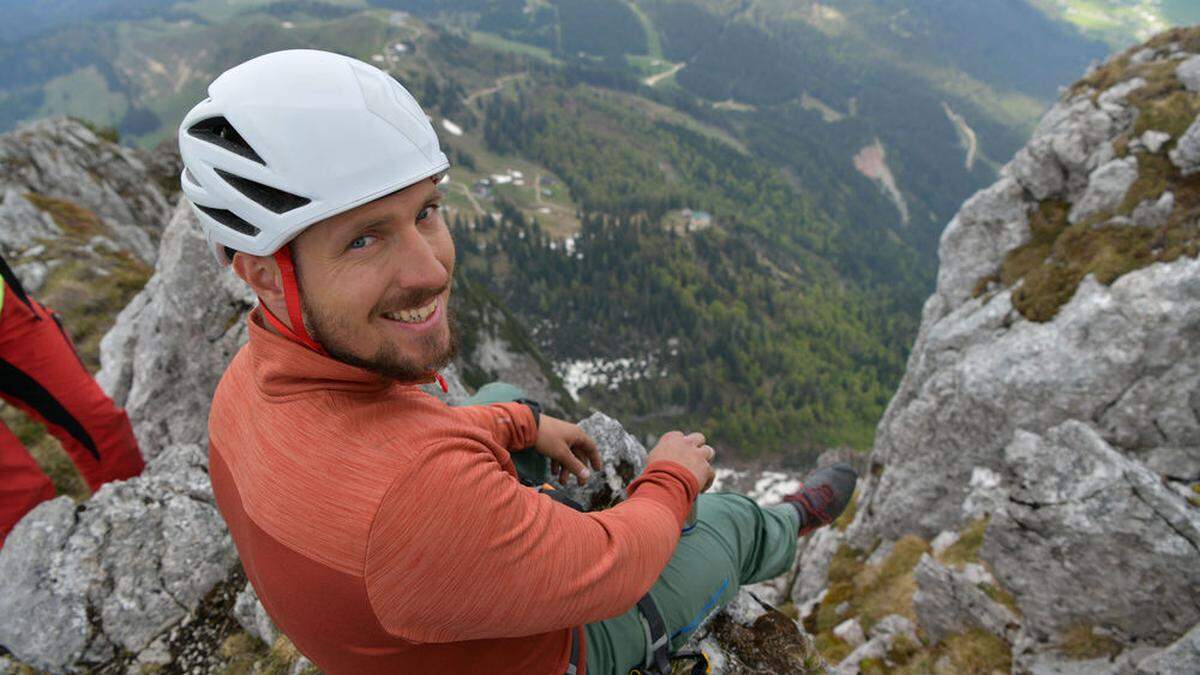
[188,50,855,675]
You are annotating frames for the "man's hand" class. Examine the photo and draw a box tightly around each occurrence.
[647,430,716,492]
[534,415,603,486]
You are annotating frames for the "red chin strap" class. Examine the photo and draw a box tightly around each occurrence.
[259,246,325,354]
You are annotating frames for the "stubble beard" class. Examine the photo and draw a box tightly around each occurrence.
[300,292,460,382]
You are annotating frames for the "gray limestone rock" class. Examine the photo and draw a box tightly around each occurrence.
[0,188,60,252]
[933,176,1030,309]
[912,554,1018,644]
[859,256,1200,542]
[1069,156,1138,224]
[1097,77,1146,105]
[1130,48,1156,66]
[551,411,649,510]
[1009,136,1066,201]
[832,614,917,675]
[1141,130,1171,154]
[1130,190,1175,229]
[95,199,255,459]
[983,422,1200,645]
[1169,114,1200,176]
[1135,621,1200,673]
[0,444,238,672]
[1177,55,1200,93]
[233,582,280,648]
[1143,447,1200,481]
[833,618,865,648]
[0,117,174,263]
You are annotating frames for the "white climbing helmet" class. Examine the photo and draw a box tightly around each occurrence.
[178,49,449,265]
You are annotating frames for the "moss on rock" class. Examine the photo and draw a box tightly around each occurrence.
[1057,624,1124,660]
[982,31,1200,322]
[938,518,989,567]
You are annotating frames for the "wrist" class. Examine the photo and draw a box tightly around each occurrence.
[514,398,541,430]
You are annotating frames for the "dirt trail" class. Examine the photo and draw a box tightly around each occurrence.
[644,62,684,87]
[454,182,485,216]
[466,74,525,105]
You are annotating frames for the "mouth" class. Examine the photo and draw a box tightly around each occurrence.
[381,296,442,332]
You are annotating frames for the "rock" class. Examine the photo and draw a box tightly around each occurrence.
[1009,136,1065,201]
[929,530,959,555]
[984,422,1200,645]
[722,587,771,627]
[1169,114,1200,175]
[933,177,1030,309]
[1096,355,1198,452]
[832,614,917,675]
[912,554,1018,643]
[0,444,238,672]
[0,117,174,264]
[1177,55,1200,93]
[1141,130,1171,154]
[0,188,60,252]
[11,259,48,292]
[1130,191,1174,229]
[1143,447,1200,481]
[1135,621,1200,673]
[550,411,649,511]
[869,614,918,643]
[1069,157,1138,223]
[1029,94,1128,201]
[1130,48,1156,66]
[860,256,1200,542]
[833,618,865,647]
[1097,77,1145,105]
[790,524,842,610]
[95,199,255,460]
[233,582,280,647]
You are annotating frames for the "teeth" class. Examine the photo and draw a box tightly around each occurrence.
[384,298,437,324]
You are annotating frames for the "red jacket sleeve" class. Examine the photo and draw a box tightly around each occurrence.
[453,402,538,451]
[363,436,699,643]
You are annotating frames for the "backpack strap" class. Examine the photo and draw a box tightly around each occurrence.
[564,626,582,675]
[629,593,711,675]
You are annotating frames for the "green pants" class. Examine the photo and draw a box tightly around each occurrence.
[463,383,801,675]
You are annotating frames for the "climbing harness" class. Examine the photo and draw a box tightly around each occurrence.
[628,593,711,675]
[530,480,710,675]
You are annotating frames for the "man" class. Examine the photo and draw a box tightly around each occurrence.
[0,253,144,545]
[190,50,856,675]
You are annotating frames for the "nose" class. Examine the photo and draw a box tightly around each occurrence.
[390,223,449,293]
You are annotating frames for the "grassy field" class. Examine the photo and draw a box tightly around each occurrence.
[469,30,559,64]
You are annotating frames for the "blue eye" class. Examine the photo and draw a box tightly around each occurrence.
[348,235,371,250]
[417,207,431,222]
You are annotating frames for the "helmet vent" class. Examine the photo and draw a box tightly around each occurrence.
[187,116,265,165]
[215,169,311,214]
[195,204,260,237]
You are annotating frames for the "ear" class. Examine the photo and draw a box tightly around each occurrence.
[231,252,284,307]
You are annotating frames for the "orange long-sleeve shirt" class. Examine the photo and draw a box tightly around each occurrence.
[207,310,700,674]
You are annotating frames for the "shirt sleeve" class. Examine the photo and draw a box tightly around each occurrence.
[454,402,538,451]
[364,436,700,643]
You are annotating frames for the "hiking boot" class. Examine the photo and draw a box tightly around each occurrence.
[782,463,857,537]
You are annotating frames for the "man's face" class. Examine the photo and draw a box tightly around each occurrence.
[290,178,457,381]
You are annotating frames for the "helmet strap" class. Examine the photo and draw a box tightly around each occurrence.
[261,245,325,354]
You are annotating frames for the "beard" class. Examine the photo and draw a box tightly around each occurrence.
[298,286,460,383]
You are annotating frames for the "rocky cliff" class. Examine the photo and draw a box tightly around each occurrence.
[791,28,1200,674]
